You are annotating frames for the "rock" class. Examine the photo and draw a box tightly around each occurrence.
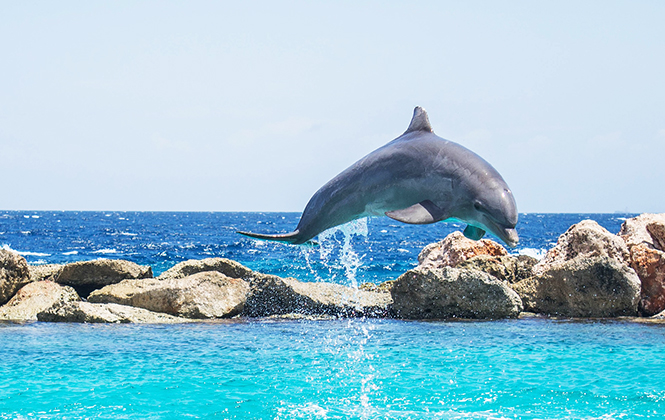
[88,271,250,319]
[511,256,640,317]
[245,275,392,318]
[29,264,63,283]
[56,259,153,297]
[456,255,537,283]
[390,267,523,319]
[629,244,665,315]
[618,213,665,250]
[37,301,191,323]
[359,280,395,294]
[533,220,629,276]
[159,258,254,281]
[618,214,665,316]
[418,232,508,269]
[652,309,665,320]
[0,250,31,305]
[0,281,80,321]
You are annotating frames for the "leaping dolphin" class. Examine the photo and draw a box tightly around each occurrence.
[238,107,519,247]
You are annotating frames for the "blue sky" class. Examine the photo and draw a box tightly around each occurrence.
[1,1,663,213]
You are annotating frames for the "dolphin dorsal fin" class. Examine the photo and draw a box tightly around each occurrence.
[404,106,433,134]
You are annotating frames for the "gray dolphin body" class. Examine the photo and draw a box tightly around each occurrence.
[238,107,519,247]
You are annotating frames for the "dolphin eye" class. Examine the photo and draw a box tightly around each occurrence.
[474,201,484,212]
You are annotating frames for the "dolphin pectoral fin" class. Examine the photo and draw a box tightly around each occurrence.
[463,225,486,241]
[385,200,446,225]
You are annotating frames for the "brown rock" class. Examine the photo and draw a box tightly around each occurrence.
[0,250,31,305]
[37,301,191,323]
[456,254,537,283]
[629,244,665,315]
[245,275,392,318]
[29,264,63,283]
[391,267,523,319]
[511,256,640,317]
[533,220,629,276]
[159,258,254,281]
[88,271,250,319]
[418,232,508,269]
[0,280,80,321]
[56,259,153,297]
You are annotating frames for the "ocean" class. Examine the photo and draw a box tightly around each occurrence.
[2,211,664,419]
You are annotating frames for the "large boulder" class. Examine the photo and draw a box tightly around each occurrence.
[417,232,508,269]
[37,302,191,323]
[159,258,254,281]
[88,271,250,319]
[390,267,523,319]
[456,254,537,284]
[532,220,629,276]
[0,250,31,305]
[0,281,80,321]
[618,214,665,315]
[244,275,392,318]
[512,257,640,317]
[56,259,153,297]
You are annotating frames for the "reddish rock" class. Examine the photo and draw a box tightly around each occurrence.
[618,213,665,249]
[417,232,508,269]
[629,244,665,315]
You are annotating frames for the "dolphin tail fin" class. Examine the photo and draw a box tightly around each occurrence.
[237,229,308,245]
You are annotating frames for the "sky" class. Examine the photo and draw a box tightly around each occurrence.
[1,1,664,213]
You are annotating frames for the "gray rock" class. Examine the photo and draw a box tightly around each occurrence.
[245,275,392,318]
[159,258,254,281]
[391,267,523,319]
[0,250,31,305]
[456,254,537,284]
[56,259,153,297]
[88,271,250,319]
[418,232,509,269]
[511,256,640,317]
[29,264,64,283]
[533,220,629,276]
[0,280,80,321]
[37,301,191,323]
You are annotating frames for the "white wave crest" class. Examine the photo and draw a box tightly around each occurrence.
[93,248,120,254]
[517,247,547,260]
[1,244,51,257]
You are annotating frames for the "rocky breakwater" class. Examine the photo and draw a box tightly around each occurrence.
[511,220,641,317]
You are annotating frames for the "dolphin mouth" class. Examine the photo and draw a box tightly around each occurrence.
[500,227,519,248]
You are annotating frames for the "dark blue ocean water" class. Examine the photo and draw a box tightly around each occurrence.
[3,211,665,419]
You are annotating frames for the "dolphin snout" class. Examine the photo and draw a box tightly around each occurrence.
[502,227,519,248]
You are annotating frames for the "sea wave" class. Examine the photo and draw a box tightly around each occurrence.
[93,249,120,254]
[516,247,546,260]
[1,244,51,257]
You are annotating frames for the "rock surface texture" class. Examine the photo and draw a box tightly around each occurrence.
[88,271,250,319]
[0,250,31,305]
[38,302,190,323]
[512,257,640,317]
[56,259,153,297]
[0,281,80,321]
[456,255,537,283]
[532,220,629,276]
[245,274,392,317]
[159,258,254,281]
[619,213,665,315]
[417,232,508,269]
[512,220,640,317]
[391,267,523,319]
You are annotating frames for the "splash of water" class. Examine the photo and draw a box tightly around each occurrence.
[301,218,369,288]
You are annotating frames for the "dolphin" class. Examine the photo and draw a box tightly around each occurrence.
[238,107,519,247]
